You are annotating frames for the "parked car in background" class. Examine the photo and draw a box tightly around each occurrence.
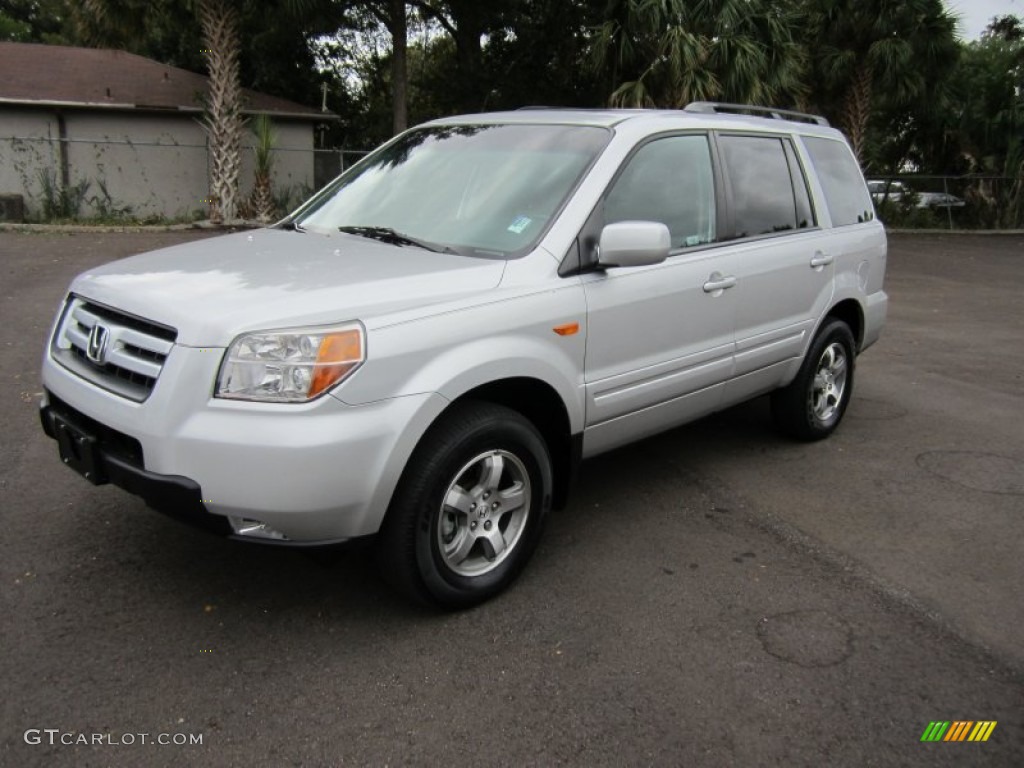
[868,180,908,204]
[916,191,965,209]
[869,180,966,211]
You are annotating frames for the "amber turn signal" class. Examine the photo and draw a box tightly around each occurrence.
[310,330,365,397]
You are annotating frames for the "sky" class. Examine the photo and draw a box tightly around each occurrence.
[946,0,1020,39]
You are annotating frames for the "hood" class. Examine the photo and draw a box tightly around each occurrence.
[69,229,506,346]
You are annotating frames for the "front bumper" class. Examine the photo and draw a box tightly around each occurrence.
[41,343,448,543]
[40,397,232,536]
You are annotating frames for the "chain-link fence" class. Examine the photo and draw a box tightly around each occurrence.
[0,134,370,223]
[868,175,1024,231]
[2,133,1021,230]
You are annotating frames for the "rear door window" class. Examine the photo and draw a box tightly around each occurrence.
[718,135,812,239]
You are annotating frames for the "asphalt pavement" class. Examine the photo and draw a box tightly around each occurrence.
[0,230,1021,767]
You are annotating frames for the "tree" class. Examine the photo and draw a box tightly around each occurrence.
[363,0,409,134]
[196,0,244,222]
[956,16,1024,174]
[411,0,519,112]
[315,1,412,136]
[951,16,1024,225]
[589,0,807,109]
[0,11,32,39]
[0,0,71,43]
[466,0,606,111]
[328,0,519,134]
[803,0,959,163]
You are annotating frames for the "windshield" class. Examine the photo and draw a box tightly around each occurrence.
[293,123,611,257]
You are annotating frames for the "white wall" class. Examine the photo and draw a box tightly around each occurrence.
[65,112,208,219]
[0,111,61,213]
[0,107,316,220]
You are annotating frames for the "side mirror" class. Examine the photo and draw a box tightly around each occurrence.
[597,221,670,268]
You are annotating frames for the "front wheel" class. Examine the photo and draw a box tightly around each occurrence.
[377,401,552,608]
[771,319,856,441]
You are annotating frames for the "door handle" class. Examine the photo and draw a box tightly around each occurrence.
[703,273,737,293]
[810,251,834,268]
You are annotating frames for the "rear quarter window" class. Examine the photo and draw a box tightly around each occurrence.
[803,137,875,227]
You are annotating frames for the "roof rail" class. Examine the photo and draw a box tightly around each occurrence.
[684,102,829,127]
[514,106,641,112]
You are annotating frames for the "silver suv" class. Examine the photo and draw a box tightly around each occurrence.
[40,104,887,607]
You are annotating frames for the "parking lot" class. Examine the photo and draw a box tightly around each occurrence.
[1,230,1022,766]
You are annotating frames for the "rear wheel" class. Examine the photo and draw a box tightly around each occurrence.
[771,319,855,441]
[377,401,552,608]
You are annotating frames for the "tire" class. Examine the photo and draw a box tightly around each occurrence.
[376,401,553,609]
[771,319,855,441]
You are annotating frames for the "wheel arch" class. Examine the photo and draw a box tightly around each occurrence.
[377,375,579,524]
[450,377,579,510]
[823,298,865,351]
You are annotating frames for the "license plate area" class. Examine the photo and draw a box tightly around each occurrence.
[53,414,108,485]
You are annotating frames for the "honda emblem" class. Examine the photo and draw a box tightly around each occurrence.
[86,324,109,364]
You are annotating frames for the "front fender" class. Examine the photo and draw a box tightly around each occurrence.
[334,285,588,433]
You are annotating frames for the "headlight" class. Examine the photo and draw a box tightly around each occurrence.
[216,322,365,402]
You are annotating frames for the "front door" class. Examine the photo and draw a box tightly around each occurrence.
[581,134,737,457]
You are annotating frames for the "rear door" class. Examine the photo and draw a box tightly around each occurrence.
[716,133,836,403]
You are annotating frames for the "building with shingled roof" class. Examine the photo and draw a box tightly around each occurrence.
[0,42,337,221]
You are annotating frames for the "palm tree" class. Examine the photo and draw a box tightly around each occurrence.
[197,0,244,222]
[803,0,959,162]
[589,0,807,109]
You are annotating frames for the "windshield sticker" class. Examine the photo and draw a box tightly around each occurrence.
[507,215,533,234]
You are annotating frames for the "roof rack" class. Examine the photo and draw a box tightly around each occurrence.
[684,102,829,127]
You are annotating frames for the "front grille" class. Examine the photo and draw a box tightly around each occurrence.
[51,295,177,401]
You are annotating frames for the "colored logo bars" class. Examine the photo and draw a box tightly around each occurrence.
[921,721,997,742]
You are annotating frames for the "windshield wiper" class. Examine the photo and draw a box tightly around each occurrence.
[337,225,447,253]
[279,221,305,232]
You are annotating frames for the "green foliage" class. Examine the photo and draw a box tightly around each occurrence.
[878,15,1024,228]
[953,20,1024,177]
[34,171,142,222]
[250,113,277,175]
[37,169,90,220]
[0,0,71,42]
[873,199,943,229]
[87,178,135,220]
[590,0,807,108]
[273,181,314,215]
[803,0,960,163]
[0,10,33,40]
[471,0,605,111]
